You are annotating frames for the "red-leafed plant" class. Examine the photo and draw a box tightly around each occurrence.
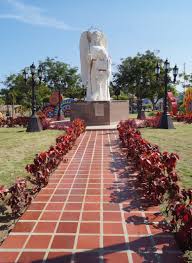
[0,185,8,200]
[0,185,8,202]
[26,119,86,192]
[37,112,51,130]
[0,112,51,129]
[0,117,29,127]
[0,185,9,215]
[166,189,192,250]
[117,120,192,251]
[118,113,162,130]
[7,179,32,216]
[0,115,51,129]
[0,118,86,217]
[117,120,180,203]
[173,114,192,124]
[145,113,162,128]
[26,152,50,191]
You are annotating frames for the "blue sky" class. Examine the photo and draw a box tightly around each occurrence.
[0,0,192,91]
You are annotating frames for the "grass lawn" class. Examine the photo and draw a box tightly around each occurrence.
[0,128,64,187]
[129,112,152,119]
[140,122,192,189]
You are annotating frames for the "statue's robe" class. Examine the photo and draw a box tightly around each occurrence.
[86,45,111,101]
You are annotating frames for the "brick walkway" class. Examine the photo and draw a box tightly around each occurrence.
[0,131,183,263]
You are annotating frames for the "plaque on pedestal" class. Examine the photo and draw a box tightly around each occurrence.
[94,103,104,117]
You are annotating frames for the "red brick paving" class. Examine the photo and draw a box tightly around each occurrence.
[0,131,183,262]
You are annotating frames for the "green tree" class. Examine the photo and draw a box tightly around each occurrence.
[1,73,32,110]
[39,57,81,97]
[113,50,178,110]
[0,57,83,113]
[64,86,85,99]
[0,97,4,105]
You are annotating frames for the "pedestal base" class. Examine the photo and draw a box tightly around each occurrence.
[158,113,175,129]
[70,100,129,126]
[26,114,42,132]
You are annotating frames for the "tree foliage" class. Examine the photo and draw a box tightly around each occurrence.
[0,57,82,110]
[113,50,178,109]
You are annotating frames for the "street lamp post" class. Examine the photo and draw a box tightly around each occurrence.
[49,77,69,121]
[6,93,10,117]
[155,59,178,129]
[58,84,61,120]
[23,63,43,132]
[49,79,62,121]
[56,79,64,121]
[57,79,67,120]
[134,76,150,119]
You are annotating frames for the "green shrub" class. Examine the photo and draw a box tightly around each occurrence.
[144,104,152,110]
[148,111,156,116]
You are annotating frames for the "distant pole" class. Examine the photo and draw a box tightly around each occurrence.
[23,63,43,132]
[156,59,178,129]
[183,63,186,94]
[57,86,61,121]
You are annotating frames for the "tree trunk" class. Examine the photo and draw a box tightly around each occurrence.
[12,103,14,118]
[151,102,155,111]
[151,98,160,111]
[151,99,156,111]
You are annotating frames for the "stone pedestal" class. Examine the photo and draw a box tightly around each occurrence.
[70,100,129,126]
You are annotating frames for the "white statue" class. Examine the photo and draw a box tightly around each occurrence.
[80,29,111,101]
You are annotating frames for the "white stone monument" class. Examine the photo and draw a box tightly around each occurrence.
[80,29,111,101]
[70,28,129,126]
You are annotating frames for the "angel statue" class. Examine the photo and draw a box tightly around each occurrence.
[80,29,111,101]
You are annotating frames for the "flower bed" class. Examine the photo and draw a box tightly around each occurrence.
[48,121,71,130]
[0,113,50,130]
[0,119,86,217]
[117,120,192,251]
[173,114,192,124]
[0,116,29,127]
[124,113,161,129]
[145,112,162,127]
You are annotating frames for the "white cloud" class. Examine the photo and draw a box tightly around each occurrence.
[0,0,79,31]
